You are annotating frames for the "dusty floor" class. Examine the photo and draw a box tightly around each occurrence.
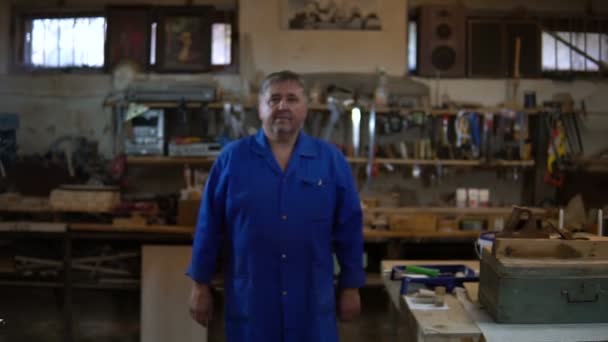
[0,286,395,342]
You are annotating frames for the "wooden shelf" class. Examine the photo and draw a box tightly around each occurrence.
[489,159,535,167]
[363,228,482,239]
[348,158,534,167]
[364,206,546,216]
[106,98,559,117]
[0,280,64,288]
[126,155,217,166]
[70,223,195,235]
[572,157,608,172]
[125,155,535,168]
[348,158,480,166]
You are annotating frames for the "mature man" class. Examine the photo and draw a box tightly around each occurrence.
[187,70,365,341]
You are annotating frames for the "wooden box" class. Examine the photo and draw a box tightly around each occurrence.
[49,185,120,213]
[389,214,437,232]
[177,199,201,227]
[479,238,608,324]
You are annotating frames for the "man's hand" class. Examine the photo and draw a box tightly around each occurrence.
[338,288,361,321]
[189,282,213,327]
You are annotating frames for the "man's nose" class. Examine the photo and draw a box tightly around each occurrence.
[277,98,288,109]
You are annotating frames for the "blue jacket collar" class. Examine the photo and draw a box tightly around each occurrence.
[251,129,317,158]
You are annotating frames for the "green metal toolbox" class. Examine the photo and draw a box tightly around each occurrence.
[479,238,608,324]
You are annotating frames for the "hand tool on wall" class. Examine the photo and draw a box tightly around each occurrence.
[455,111,470,154]
[221,102,246,142]
[468,113,481,159]
[351,107,362,157]
[544,112,567,187]
[366,105,377,185]
[482,113,494,162]
[561,111,584,157]
[321,97,344,141]
[437,115,453,159]
[177,99,189,136]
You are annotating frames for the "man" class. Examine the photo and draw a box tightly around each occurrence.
[187,70,365,341]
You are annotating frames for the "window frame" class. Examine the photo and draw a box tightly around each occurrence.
[407,14,418,75]
[209,10,239,74]
[14,11,107,73]
[539,15,608,78]
[11,6,239,75]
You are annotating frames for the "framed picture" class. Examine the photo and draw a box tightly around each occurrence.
[283,0,382,30]
[156,6,214,72]
[106,6,151,70]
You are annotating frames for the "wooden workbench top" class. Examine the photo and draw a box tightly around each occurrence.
[381,259,482,341]
[69,223,195,235]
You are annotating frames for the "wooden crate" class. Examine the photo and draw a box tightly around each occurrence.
[50,186,120,213]
[388,214,437,232]
[177,199,201,227]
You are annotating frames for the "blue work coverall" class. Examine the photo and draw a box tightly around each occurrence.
[187,129,365,342]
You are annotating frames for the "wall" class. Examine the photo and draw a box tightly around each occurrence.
[0,0,239,158]
[1,0,607,205]
[0,0,8,74]
[238,0,407,77]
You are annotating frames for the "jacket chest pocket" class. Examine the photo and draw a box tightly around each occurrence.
[297,177,334,222]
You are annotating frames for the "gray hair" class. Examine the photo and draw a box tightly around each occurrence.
[258,70,306,97]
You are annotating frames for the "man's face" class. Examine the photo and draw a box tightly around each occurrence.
[259,80,308,139]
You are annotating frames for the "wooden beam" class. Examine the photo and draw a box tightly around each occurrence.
[493,238,608,259]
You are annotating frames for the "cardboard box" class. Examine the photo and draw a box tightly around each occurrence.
[177,199,201,227]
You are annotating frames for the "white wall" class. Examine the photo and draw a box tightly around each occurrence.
[239,0,407,77]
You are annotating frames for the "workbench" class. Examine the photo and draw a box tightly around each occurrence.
[0,222,195,342]
[382,259,608,342]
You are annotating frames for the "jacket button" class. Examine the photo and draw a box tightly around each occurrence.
[281,215,287,220]
[281,254,287,259]
[282,291,287,296]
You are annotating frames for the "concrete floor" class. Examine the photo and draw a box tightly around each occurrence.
[0,286,396,342]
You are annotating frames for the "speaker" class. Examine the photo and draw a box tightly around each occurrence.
[418,5,466,77]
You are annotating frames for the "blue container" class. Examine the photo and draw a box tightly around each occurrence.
[391,264,479,294]
[0,113,19,131]
[0,113,19,165]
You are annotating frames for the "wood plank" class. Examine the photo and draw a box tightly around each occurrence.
[406,294,482,338]
[493,238,608,259]
[381,260,482,341]
[348,158,482,166]
[365,228,481,240]
[141,245,207,342]
[69,223,194,235]
[381,260,480,274]
[127,156,216,166]
[0,222,67,232]
[366,207,546,216]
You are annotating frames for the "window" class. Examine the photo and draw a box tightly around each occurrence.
[540,17,608,74]
[542,30,608,72]
[23,16,106,68]
[212,23,232,66]
[408,20,417,73]
[17,7,237,73]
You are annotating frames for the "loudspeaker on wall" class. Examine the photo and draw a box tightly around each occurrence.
[418,5,466,77]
